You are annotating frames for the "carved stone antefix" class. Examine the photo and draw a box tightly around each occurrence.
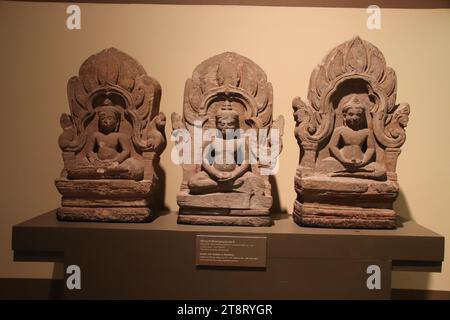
[293,37,410,229]
[172,52,284,226]
[55,48,166,222]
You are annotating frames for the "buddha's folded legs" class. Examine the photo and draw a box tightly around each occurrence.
[188,171,219,194]
[329,162,387,181]
[67,157,144,181]
[233,172,265,195]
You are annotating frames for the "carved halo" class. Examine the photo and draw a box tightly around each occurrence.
[182,52,273,130]
[308,36,396,114]
[294,36,408,149]
[60,48,162,153]
[200,85,259,127]
[88,85,132,112]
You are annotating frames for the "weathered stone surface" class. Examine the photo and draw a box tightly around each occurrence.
[55,48,166,222]
[296,176,399,200]
[177,214,272,227]
[55,178,154,198]
[250,195,273,210]
[300,176,370,193]
[177,192,273,210]
[179,207,269,216]
[292,37,410,229]
[177,192,251,209]
[57,207,153,223]
[61,197,150,207]
[294,214,396,229]
[293,200,396,229]
[172,52,284,226]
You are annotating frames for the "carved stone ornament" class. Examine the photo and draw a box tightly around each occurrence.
[172,52,284,226]
[293,37,410,229]
[55,48,166,222]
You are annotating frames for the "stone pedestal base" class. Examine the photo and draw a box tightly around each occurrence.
[293,200,396,229]
[294,175,398,229]
[12,211,445,299]
[176,191,273,226]
[56,207,153,222]
[55,178,155,223]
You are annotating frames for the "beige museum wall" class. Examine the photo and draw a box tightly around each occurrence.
[0,1,449,291]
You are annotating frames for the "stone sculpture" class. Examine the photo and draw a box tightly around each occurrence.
[56,48,166,222]
[293,37,410,229]
[172,52,284,226]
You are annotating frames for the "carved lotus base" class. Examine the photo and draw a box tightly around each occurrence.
[294,175,398,229]
[176,191,273,226]
[55,177,155,222]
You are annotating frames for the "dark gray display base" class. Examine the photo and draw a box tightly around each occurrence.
[12,210,444,299]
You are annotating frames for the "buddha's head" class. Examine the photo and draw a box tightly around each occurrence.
[97,99,121,134]
[341,95,366,130]
[215,102,240,137]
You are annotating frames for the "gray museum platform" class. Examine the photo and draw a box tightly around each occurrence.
[12,211,444,299]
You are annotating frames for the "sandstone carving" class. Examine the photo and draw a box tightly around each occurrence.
[293,37,410,229]
[172,52,284,226]
[56,48,166,222]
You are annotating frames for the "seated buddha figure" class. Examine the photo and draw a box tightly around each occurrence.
[318,94,386,180]
[188,104,265,195]
[68,99,143,180]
